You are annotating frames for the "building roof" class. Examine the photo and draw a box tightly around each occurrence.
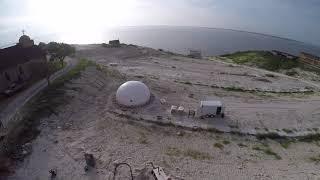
[0,44,46,71]
[19,35,31,43]
[200,101,223,107]
[109,40,120,44]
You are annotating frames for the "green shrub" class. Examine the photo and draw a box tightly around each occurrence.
[214,143,224,150]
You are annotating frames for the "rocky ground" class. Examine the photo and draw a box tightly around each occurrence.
[3,44,320,179]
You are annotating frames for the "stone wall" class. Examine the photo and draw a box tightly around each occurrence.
[0,59,46,93]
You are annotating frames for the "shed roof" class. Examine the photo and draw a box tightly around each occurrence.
[200,101,222,107]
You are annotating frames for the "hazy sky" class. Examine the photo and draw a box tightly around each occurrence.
[1,0,320,46]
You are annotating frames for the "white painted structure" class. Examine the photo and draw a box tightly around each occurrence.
[198,100,225,118]
[116,81,151,107]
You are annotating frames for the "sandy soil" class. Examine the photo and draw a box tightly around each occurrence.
[5,45,320,180]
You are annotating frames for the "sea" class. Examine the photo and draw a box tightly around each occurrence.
[1,26,320,56]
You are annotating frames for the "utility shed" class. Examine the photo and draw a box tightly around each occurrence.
[199,100,225,118]
[109,40,120,47]
[188,50,202,59]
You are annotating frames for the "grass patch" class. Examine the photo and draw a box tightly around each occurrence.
[309,154,320,164]
[223,86,245,92]
[282,129,294,134]
[213,143,224,150]
[279,140,292,149]
[165,147,212,160]
[252,145,281,160]
[298,133,320,142]
[222,140,231,145]
[221,51,299,71]
[256,132,283,140]
[48,60,67,73]
[285,70,298,76]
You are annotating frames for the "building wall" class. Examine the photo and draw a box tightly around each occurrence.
[24,60,47,80]
[0,58,46,93]
[0,73,10,93]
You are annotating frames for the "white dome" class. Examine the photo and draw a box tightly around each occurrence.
[116,81,151,107]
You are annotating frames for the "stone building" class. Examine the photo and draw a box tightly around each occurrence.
[109,40,121,47]
[188,50,202,59]
[0,34,47,94]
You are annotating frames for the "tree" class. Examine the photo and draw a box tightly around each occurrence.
[38,42,47,49]
[45,42,75,67]
[44,42,75,86]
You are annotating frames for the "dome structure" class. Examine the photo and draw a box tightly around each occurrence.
[19,35,31,42]
[18,35,34,48]
[116,81,151,107]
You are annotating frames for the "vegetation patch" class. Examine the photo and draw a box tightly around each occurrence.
[213,143,224,150]
[183,81,192,85]
[256,132,284,140]
[285,70,298,76]
[298,133,320,142]
[221,51,299,71]
[223,86,246,92]
[279,140,292,149]
[282,129,294,134]
[252,145,281,160]
[309,154,320,164]
[222,140,231,145]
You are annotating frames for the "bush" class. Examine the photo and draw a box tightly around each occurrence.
[285,70,298,76]
[213,143,224,149]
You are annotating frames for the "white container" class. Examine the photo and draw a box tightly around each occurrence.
[198,101,225,118]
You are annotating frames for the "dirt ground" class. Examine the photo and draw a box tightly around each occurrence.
[5,45,320,179]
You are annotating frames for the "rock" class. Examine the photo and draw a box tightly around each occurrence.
[22,150,28,155]
[84,153,95,168]
[84,165,89,172]
[109,63,118,67]
[160,98,166,104]
[176,131,184,136]
[49,169,57,178]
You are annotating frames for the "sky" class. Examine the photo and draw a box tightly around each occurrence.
[1,0,320,46]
